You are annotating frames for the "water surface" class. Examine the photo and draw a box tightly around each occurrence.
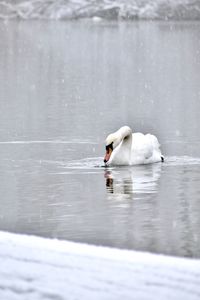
[0,20,200,257]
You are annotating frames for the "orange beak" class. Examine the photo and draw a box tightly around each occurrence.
[104,148,112,164]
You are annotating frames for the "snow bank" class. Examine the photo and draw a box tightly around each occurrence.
[0,0,200,20]
[0,231,200,300]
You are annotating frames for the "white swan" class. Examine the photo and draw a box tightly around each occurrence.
[104,126,164,166]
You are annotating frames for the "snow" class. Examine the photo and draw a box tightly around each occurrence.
[0,231,200,300]
[0,0,200,20]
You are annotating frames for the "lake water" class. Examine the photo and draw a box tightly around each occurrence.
[0,20,200,257]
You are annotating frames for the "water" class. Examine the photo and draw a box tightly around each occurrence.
[0,20,200,257]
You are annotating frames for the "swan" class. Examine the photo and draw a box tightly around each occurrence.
[104,126,164,166]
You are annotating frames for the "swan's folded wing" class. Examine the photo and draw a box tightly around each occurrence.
[131,133,161,164]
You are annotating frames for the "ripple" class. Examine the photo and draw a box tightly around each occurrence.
[64,157,105,169]
[0,140,96,145]
[64,156,200,170]
[164,156,200,166]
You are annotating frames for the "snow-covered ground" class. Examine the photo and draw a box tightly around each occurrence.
[0,0,200,20]
[0,231,200,300]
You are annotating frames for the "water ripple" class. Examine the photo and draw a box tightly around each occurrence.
[64,156,200,170]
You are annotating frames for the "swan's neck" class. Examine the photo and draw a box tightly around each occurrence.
[118,134,132,164]
[110,128,132,165]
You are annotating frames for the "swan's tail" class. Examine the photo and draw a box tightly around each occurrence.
[146,134,164,163]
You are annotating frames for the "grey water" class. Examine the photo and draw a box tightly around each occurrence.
[0,20,200,257]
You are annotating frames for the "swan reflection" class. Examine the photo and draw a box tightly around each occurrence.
[105,163,162,198]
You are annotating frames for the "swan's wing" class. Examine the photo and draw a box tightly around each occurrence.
[131,133,161,164]
[132,133,152,158]
[145,134,161,153]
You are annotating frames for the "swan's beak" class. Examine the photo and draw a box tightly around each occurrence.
[104,147,112,164]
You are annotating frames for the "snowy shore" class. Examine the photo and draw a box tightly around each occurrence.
[0,231,200,300]
[0,0,200,20]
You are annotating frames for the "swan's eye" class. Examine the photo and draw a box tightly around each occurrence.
[106,143,113,152]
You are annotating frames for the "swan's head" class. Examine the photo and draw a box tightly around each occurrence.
[104,133,116,164]
[104,126,132,165]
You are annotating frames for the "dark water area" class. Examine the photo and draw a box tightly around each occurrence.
[0,20,200,257]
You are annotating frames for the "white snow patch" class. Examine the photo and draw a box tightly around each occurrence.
[0,231,200,300]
